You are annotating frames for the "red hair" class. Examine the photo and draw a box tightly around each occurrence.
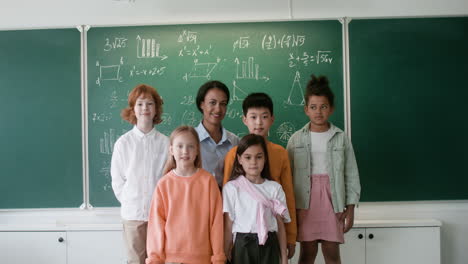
[121,84,164,125]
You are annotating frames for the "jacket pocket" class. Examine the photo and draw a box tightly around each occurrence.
[332,147,345,172]
[293,147,308,169]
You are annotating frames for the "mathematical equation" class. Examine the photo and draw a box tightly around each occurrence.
[288,51,334,67]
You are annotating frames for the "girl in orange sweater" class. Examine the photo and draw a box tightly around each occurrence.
[146,126,225,264]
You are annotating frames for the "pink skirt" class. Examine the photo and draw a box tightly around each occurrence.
[297,174,344,243]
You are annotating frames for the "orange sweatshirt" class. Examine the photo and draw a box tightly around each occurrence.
[223,140,297,244]
[146,169,226,264]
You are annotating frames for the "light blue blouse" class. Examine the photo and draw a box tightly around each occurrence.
[195,122,239,186]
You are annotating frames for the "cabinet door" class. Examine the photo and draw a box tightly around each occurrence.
[315,228,366,264]
[67,230,126,264]
[289,228,365,264]
[366,227,440,264]
[0,231,67,264]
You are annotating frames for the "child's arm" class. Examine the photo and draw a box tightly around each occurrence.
[276,215,288,264]
[146,186,166,264]
[110,142,125,202]
[222,148,236,186]
[209,177,227,264]
[223,213,233,262]
[280,151,297,258]
[343,136,360,232]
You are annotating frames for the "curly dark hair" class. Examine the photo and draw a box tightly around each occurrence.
[304,75,335,107]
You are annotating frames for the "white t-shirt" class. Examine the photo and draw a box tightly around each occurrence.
[223,179,291,234]
[310,129,334,174]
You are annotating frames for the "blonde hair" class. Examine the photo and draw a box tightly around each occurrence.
[163,126,202,175]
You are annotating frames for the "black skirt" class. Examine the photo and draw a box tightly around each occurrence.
[230,232,280,264]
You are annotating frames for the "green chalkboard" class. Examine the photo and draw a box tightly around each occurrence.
[350,17,468,201]
[87,20,344,206]
[0,29,83,208]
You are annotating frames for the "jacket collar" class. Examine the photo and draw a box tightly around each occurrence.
[300,122,343,136]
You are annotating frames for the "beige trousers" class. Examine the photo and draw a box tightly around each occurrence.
[122,220,148,264]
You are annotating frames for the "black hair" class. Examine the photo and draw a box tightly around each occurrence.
[195,80,230,113]
[242,92,274,116]
[304,75,335,107]
[229,134,272,181]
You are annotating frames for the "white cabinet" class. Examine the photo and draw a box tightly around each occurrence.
[67,230,126,264]
[0,229,125,264]
[0,231,67,264]
[290,224,440,264]
[365,227,440,264]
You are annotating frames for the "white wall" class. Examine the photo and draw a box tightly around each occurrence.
[1,0,468,29]
[1,0,467,263]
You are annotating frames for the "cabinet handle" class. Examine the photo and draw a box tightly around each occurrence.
[358,234,363,239]
[368,234,374,239]
[58,237,64,243]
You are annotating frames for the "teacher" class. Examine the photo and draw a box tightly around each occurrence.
[195,80,239,187]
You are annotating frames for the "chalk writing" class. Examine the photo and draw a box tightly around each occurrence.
[178,45,212,57]
[109,89,128,108]
[262,34,305,50]
[161,113,172,126]
[99,161,112,191]
[92,112,113,123]
[180,95,195,105]
[129,65,166,77]
[232,80,248,102]
[183,58,221,81]
[136,35,168,60]
[277,122,295,143]
[226,108,243,119]
[234,57,269,81]
[288,51,333,67]
[96,58,124,86]
[181,110,199,126]
[104,37,128,52]
[177,30,198,44]
[100,129,118,155]
[233,37,250,51]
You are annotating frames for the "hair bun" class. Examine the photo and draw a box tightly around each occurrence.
[309,74,329,86]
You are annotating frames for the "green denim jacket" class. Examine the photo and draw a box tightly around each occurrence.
[286,122,361,212]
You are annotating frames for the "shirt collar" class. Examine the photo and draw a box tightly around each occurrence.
[132,125,156,138]
[195,122,230,144]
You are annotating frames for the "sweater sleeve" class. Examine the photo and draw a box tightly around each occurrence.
[279,149,297,245]
[146,185,166,264]
[222,147,236,186]
[209,176,227,264]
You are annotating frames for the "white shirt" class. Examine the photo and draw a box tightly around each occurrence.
[310,129,333,174]
[223,179,291,234]
[195,122,239,186]
[111,126,169,221]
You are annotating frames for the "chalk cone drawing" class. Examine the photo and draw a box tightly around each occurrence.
[285,71,304,106]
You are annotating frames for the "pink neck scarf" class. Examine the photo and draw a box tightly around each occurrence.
[231,176,289,245]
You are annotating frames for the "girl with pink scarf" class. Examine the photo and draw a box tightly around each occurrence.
[223,134,290,264]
